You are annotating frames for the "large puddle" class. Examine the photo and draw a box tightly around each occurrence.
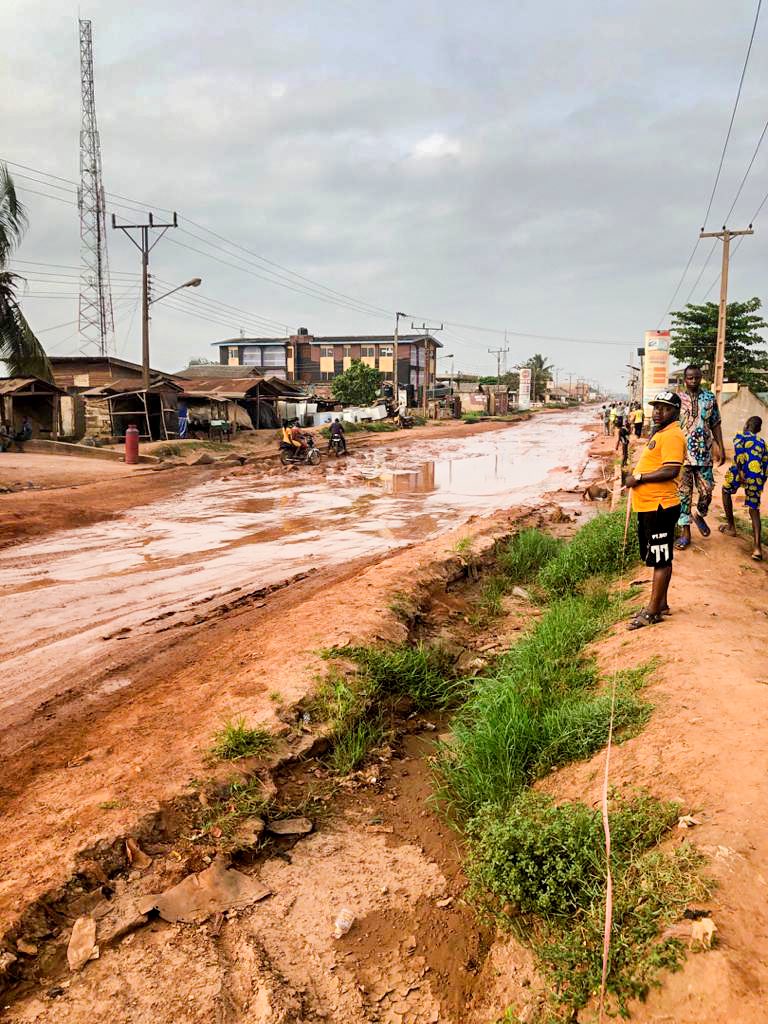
[0,411,593,723]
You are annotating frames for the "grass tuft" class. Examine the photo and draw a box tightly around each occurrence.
[537,506,640,597]
[466,791,712,1018]
[497,528,563,584]
[210,717,276,761]
[338,642,462,710]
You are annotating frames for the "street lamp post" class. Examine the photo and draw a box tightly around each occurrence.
[142,277,202,388]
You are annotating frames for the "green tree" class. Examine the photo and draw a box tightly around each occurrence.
[669,297,768,391]
[0,164,52,380]
[526,353,554,401]
[330,359,383,406]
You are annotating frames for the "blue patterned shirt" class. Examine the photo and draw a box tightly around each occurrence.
[678,388,721,467]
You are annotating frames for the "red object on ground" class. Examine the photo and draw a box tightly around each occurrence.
[124,424,140,465]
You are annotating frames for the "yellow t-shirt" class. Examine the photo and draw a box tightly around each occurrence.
[633,408,644,424]
[631,422,686,512]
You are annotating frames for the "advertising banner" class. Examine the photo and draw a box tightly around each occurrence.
[518,367,532,410]
[642,331,671,413]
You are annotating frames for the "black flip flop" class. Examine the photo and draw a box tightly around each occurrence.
[693,514,711,537]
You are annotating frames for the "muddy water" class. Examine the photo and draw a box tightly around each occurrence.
[0,411,593,726]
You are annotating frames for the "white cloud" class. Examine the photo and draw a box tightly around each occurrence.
[268,81,287,99]
[411,133,462,160]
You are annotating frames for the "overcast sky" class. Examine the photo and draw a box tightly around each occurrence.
[4,0,768,389]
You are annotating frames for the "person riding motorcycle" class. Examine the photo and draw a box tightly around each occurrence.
[329,417,347,454]
[290,420,308,456]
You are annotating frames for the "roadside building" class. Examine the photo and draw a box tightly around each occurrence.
[0,377,65,439]
[215,328,442,406]
[173,374,307,431]
[720,386,768,454]
[80,376,184,441]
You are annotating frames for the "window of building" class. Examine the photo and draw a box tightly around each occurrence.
[379,346,393,357]
[321,346,335,359]
[241,347,262,366]
[343,345,352,358]
[361,346,375,358]
[262,346,286,367]
[321,370,334,381]
[228,346,239,361]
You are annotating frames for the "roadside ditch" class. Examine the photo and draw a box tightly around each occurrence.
[1,493,714,1023]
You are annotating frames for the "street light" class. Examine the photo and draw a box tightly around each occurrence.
[438,352,455,392]
[149,277,202,306]
[140,276,202,389]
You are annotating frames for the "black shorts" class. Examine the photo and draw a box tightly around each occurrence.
[637,504,680,569]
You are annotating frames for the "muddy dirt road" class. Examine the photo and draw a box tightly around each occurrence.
[0,410,592,744]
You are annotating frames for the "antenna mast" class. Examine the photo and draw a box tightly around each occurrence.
[78,18,114,355]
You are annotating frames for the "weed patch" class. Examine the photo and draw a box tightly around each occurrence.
[538,506,639,597]
[210,717,275,761]
[497,529,562,584]
[339,642,462,710]
[467,791,711,1018]
[435,591,649,820]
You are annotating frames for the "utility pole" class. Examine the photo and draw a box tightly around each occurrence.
[112,212,178,390]
[488,345,509,383]
[699,224,754,401]
[393,311,406,406]
[411,321,444,416]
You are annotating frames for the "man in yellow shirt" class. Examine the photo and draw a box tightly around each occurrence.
[624,391,686,629]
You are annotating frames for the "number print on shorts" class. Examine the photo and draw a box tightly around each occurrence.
[650,530,669,564]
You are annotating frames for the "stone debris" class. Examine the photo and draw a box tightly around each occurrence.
[267,816,313,836]
[67,916,98,971]
[186,450,215,466]
[139,858,271,924]
[125,837,152,869]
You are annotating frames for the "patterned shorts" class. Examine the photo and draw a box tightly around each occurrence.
[723,462,766,510]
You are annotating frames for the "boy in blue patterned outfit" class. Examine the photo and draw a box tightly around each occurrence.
[720,415,768,561]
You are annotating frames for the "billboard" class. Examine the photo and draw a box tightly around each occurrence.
[518,367,532,410]
[642,331,671,413]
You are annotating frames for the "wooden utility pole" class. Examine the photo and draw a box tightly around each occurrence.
[112,212,178,390]
[393,311,406,405]
[411,321,443,417]
[699,224,754,401]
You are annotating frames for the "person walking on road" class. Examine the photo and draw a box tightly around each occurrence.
[624,391,685,629]
[720,415,768,561]
[675,365,726,550]
[608,403,617,435]
[632,403,644,438]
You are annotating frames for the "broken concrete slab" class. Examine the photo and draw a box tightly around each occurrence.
[67,916,98,971]
[267,817,313,836]
[139,858,271,924]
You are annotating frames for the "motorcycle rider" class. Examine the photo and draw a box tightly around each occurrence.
[329,417,347,454]
[290,419,308,457]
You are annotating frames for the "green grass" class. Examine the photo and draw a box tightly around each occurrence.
[497,528,563,584]
[467,791,712,1018]
[313,644,463,775]
[435,591,650,821]
[537,506,639,597]
[210,717,276,761]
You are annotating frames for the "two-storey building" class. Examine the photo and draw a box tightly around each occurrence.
[215,328,441,401]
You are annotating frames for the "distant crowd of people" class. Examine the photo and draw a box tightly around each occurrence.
[0,416,33,453]
[600,366,767,631]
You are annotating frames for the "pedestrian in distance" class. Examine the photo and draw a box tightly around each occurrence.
[675,365,726,550]
[615,404,625,432]
[609,403,617,435]
[624,391,686,629]
[632,403,644,438]
[719,415,768,561]
[602,404,611,435]
[616,418,630,468]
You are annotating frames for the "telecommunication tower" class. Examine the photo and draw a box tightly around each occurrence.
[77,18,114,355]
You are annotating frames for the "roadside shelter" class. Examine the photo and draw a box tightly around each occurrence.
[0,377,65,439]
[175,374,309,430]
[720,386,768,454]
[81,376,183,441]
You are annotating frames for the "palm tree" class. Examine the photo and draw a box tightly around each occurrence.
[0,163,53,380]
[526,353,554,401]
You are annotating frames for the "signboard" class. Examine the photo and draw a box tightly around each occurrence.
[518,367,532,410]
[642,331,671,414]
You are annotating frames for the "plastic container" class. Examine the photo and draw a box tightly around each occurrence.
[333,907,355,938]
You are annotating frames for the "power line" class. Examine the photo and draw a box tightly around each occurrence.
[702,0,763,229]
[657,0,763,325]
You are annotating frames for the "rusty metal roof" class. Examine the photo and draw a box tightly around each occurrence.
[0,377,66,395]
[81,376,184,397]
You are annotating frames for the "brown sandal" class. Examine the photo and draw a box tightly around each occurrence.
[628,610,662,630]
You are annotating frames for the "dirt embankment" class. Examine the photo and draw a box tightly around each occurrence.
[6,421,767,1023]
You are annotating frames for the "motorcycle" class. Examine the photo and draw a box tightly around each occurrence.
[397,412,414,429]
[280,432,321,466]
[329,433,347,457]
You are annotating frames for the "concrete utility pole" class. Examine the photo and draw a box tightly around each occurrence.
[112,212,179,390]
[488,345,509,382]
[699,224,754,401]
[411,321,443,416]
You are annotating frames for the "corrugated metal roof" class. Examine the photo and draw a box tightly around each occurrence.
[0,377,65,395]
[173,364,263,379]
[82,376,184,397]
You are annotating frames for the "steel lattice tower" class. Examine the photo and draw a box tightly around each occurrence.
[77,19,114,355]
